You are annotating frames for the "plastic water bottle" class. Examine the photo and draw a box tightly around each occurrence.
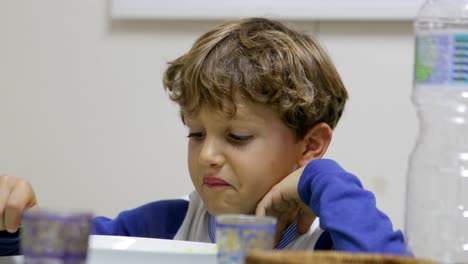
[405,0,468,263]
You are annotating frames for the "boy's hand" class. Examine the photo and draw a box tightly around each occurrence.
[255,166,316,244]
[0,175,38,233]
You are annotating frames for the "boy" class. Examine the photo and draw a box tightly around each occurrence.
[0,18,408,256]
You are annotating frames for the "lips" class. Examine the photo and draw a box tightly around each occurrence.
[203,176,229,188]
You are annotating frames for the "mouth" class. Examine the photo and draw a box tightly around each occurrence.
[203,176,230,189]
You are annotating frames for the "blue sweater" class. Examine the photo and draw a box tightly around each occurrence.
[0,159,409,256]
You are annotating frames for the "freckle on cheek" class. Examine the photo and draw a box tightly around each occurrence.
[270,160,276,169]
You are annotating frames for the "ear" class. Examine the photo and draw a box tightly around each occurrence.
[297,122,332,167]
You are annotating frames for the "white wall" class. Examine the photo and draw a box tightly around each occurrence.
[0,1,417,230]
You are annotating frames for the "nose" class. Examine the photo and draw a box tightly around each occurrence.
[199,136,225,167]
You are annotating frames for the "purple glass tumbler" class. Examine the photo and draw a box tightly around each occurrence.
[20,209,93,264]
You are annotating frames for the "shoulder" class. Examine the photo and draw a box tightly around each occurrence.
[134,199,190,217]
[173,192,212,242]
[124,199,190,237]
[93,198,190,239]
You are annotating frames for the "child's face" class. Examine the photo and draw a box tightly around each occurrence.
[184,101,303,215]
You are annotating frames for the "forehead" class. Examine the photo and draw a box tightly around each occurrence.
[184,101,279,125]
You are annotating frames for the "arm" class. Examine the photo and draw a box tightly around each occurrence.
[0,199,189,256]
[256,158,409,256]
[0,176,37,256]
[298,159,409,255]
[92,199,189,239]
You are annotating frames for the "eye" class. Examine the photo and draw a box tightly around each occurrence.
[228,133,253,143]
[187,132,204,140]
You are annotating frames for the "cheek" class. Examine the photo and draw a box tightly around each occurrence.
[187,143,199,175]
[235,150,284,188]
[263,142,300,181]
[187,141,200,159]
[269,157,295,182]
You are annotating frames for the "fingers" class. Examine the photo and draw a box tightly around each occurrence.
[256,183,317,239]
[256,185,297,217]
[255,190,273,216]
[297,206,316,234]
[255,165,315,241]
[0,176,37,233]
[0,176,16,231]
[5,180,37,233]
[255,184,301,246]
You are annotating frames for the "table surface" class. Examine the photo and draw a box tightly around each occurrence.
[0,256,22,264]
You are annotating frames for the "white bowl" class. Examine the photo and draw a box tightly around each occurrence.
[87,235,217,264]
[0,235,216,264]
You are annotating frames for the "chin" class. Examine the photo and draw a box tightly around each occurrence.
[198,189,255,215]
[203,201,237,216]
[205,203,254,216]
[206,206,234,216]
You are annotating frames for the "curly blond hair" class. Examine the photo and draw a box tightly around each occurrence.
[163,18,348,139]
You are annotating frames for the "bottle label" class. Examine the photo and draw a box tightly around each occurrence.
[415,33,468,86]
